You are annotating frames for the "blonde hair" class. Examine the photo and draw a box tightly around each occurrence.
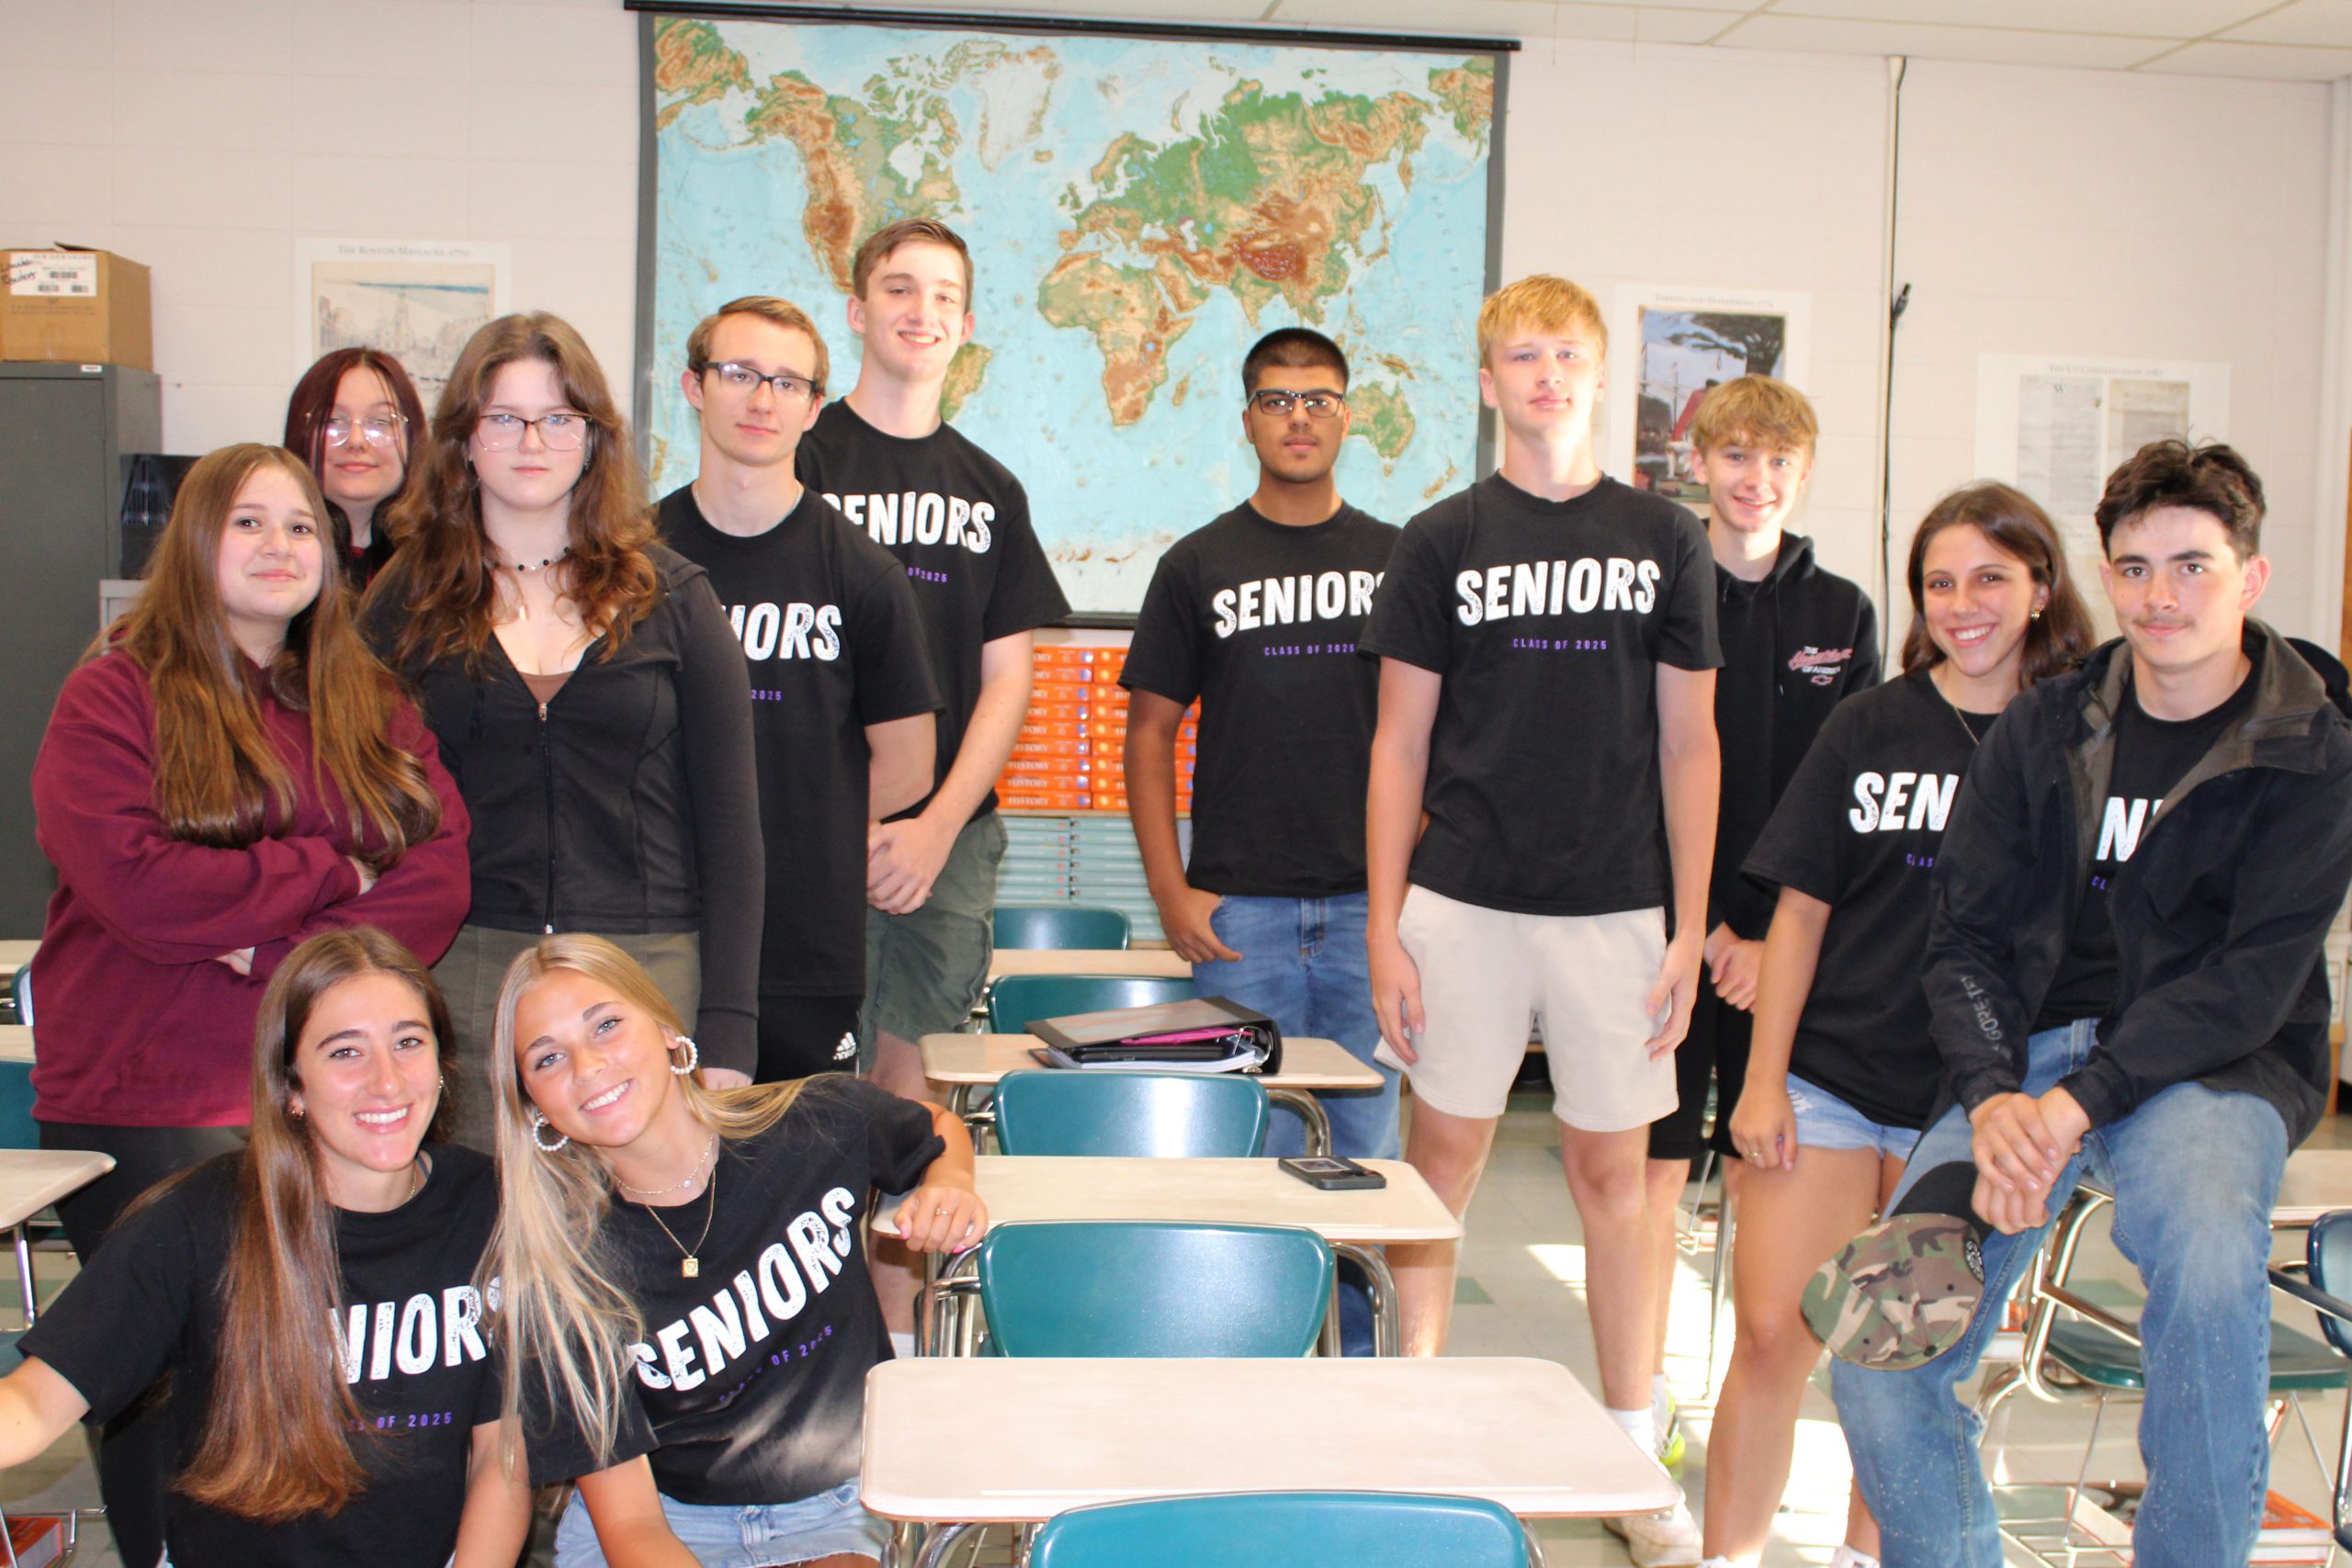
[1476,275,1606,367]
[1689,375,1818,458]
[685,295,831,397]
[483,935,814,1466]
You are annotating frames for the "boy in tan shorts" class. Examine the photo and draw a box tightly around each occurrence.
[1362,275,1722,1564]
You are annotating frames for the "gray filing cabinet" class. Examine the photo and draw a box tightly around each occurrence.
[0,363,163,934]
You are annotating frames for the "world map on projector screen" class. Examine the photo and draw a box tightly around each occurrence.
[643,15,1500,613]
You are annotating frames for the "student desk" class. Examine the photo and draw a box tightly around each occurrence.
[917,1032,1383,1156]
[986,947,1190,983]
[861,1355,1679,1568]
[0,1027,31,1065]
[875,1156,1459,1358]
[0,1149,113,1327]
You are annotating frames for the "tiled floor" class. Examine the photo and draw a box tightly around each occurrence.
[10,1093,2348,1566]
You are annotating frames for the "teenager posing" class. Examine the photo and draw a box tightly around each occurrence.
[284,346,429,590]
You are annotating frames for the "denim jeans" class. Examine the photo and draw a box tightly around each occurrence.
[1194,892,1400,1357]
[1829,1020,2288,1568]
[554,1478,887,1567]
[1194,892,1400,1161]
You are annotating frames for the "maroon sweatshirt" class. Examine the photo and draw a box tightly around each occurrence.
[29,652,471,1127]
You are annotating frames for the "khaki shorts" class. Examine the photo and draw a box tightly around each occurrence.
[1378,885,1677,1130]
[859,812,1009,1060]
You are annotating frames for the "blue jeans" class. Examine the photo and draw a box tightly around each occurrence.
[1829,1021,2288,1568]
[554,1478,887,1566]
[1195,892,1400,1161]
[1196,892,1400,1358]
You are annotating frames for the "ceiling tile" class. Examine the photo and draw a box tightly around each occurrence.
[1261,0,1566,35]
[1761,0,2269,36]
[2222,1,2352,47]
[1713,13,2162,66]
[1636,7,1747,42]
[2133,37,2352,75]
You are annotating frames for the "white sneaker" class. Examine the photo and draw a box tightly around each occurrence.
[1828,1549,1880,1568]
[1604,1501,1703,1567]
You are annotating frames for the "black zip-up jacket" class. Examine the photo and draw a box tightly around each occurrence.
[366,546,764,1076]
[1925,620,2352,1145]
[1710,534,1881,939]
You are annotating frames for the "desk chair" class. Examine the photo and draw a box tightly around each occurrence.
[985,973,1196,1034]
[2267,1207,2352,1553]
[1984,1187,2348,1562]
[973,1220,1333,1359]
[993,905,1132,952]
[991,1069,1267,1158]
[1027,1490,1535,1568]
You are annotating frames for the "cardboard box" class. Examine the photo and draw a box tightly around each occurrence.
[2,248,153,369]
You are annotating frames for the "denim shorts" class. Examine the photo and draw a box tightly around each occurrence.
[1785,1071,1922,1160]
[554,1478,888,1567]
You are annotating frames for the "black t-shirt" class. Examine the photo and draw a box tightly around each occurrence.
[659,484,942,996]
[1121,502,1399,897]
[1359,473,1722,916]
[1745,671,1995,1129]
[526,1080,944,1505]
[797,401,1071,821]
[21,1146,501,1568]
[2034,663,2260,1030]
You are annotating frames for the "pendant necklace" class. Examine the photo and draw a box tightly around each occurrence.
[1933,665,1992,748]
[639,1157,719,1279]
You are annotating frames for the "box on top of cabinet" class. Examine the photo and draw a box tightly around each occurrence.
[1,248,153,370]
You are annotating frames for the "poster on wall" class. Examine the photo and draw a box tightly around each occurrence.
[1973,353,2231,583]
[291,239,511,402]
[1604,284,1812,518]
[639,12,1505,615]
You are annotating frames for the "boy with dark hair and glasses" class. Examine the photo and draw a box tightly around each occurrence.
[1122,329,1404,1304]
[660,294,941,1083]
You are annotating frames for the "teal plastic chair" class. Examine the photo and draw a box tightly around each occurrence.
[994,904,1132,951]
[991,1069,1266,1157]
[978,1221,1333,1358]
[1029,1491,1531,1568]
[2273,1209,2352,1551]
[987,972,1197,1034]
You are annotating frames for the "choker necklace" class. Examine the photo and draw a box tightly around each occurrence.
[500,546,571,573]
[616,1135,719,1199]
[639,1157,719,1279]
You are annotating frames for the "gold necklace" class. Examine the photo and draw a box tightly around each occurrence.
[1932,664,1994,748]
[616,1136,718,1199]
[637,1157,718,1279]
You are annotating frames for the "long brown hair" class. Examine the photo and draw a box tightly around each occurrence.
[176,926,455,1520]
[1899,482,2096,686]
[483,936,814,1467]
[98,444,441,856]
[373,312,659,671]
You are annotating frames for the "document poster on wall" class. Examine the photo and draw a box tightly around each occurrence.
[1604,284,1812,519]
[1973,353,2231,601]
[291,240,512,402]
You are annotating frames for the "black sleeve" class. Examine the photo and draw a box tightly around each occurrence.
[838,1079,948,1193]
[849,554,942,727]
[1744,705,1856,907]
[672,572,765,1077]
[1655,511,1724,672]
[1119,549,1202,706]
[2065,750,2352,1129]
[978,483,1072,641]
[1845,591,1883,695]
[1922,705,2041,1111]
[1358,520,1455,673]
[521,1358,661,1489]
[19,1183,204,1423]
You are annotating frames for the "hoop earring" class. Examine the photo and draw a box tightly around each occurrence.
[530,1111,570,1155]
[670,1035,700,1077]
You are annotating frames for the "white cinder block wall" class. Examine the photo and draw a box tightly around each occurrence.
[0,1,2339,646]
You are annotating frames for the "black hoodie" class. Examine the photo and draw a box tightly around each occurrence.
[1925,620,2352,1145]
[1709,533,1882,939]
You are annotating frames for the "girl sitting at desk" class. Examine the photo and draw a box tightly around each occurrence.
[0,926,529,1567]
[488,935,982,1568]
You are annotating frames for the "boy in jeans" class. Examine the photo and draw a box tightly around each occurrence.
[1363,274,1720,1564]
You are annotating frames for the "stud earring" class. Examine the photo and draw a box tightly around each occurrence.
[530,1110,570,1154]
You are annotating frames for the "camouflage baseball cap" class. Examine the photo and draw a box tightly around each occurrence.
[1803,1159,1994,1371]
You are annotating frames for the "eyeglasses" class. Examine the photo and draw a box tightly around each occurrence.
[697,361,822,404]
[475,412,590,451]
[323,413,405,447]
[1248,389,1345,420]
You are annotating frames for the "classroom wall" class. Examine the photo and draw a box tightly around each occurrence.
[0,1,2337,645]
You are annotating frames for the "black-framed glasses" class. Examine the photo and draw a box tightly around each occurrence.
[1248,389,1345,420]
[697,360,822,405]
[322,412,406,447]
[474,412,590,451]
